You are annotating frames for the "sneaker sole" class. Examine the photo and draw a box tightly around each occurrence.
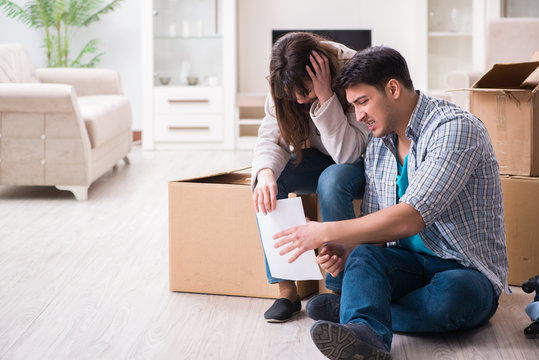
[311,322,391,360]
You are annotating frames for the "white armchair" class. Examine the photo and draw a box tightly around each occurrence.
[446,17,539,110]
[0,43,132,200]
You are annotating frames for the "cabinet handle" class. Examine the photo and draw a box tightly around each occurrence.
[168,99,209,104]
[168,126,210,131]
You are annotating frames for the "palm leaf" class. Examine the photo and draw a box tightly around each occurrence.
[0,0,34,26]
[80,0,123,27]
[81,52,103,68]
[27,0,55,28]
[70,38,100,67]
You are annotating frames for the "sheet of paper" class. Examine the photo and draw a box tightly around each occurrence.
[256,197,323,280]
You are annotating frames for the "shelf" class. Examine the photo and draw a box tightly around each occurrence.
[236,92,267,107]
[238,119,263,125]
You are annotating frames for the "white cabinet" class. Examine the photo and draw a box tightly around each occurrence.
[423,0,500,98]
[235,93,266,150]
[141,0,236,149]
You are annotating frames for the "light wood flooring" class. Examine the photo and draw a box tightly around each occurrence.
[0,145,538,360]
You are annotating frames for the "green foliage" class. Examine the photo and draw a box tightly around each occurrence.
[0,0,124,67]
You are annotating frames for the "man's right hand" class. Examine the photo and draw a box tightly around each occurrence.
[253,168,277,215]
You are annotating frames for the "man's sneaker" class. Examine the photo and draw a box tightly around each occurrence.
[306,293,340,323]
[310,320,391,360]
[264,297,301,323]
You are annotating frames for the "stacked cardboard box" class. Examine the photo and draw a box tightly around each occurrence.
[168,169,318,299]
[499,176,539,285]
[469,60,539,285]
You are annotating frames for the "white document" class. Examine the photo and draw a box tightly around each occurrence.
[256,197,323,281]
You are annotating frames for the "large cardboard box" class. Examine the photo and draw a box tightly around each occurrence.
[469,61,539,176]
[501,176,539,286]
[168,170,319,299]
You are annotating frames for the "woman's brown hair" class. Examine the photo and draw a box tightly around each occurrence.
[269,32,349,163]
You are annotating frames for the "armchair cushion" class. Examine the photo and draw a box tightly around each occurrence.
[78,95,132,149]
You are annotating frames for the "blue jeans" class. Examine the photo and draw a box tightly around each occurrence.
[341,245,499,351]
[263,148,365,291]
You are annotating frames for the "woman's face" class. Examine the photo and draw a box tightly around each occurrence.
[294,82,317,104]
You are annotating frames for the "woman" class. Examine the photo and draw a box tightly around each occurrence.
[251,32,370,322]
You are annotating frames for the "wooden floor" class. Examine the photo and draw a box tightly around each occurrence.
[0,145,538,360]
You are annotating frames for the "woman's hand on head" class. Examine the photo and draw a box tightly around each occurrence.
[253,168,277,215]
[306,50,333,105]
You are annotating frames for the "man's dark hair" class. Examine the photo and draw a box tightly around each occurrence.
[336,46,414,93]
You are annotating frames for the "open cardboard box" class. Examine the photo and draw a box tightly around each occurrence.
[469,60,539,176]
[168,169,319,299]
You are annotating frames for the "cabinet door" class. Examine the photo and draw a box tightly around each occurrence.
[427,0,476,96]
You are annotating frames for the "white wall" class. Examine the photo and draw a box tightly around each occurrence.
[237,0,427,94]
[0,0,143,130]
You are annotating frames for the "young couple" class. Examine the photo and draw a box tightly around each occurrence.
[251,32,508,360]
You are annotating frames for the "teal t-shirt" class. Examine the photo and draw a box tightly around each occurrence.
[396,149,436,256]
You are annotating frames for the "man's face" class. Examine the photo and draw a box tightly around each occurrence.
[345,83,396,138]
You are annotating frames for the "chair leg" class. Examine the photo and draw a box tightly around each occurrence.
[123,156,130,165]
[56,185,88,200]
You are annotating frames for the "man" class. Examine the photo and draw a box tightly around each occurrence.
[273,46,509,360]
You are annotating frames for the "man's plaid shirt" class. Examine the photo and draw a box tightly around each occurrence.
[361,91,509,295]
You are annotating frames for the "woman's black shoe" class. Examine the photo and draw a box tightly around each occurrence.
[264,297,302,322]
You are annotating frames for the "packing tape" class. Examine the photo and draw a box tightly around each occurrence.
[496,93,507,132]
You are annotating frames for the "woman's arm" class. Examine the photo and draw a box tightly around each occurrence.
[251,93,291,192]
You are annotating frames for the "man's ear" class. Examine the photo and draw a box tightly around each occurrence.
[386,79,400,99]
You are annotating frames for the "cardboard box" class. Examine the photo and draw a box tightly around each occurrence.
[168,169,319,299]
[469,61,539,176]
[501,176,539,286]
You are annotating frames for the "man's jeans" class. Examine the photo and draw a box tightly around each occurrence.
[262,148,365,291]
[341,245,500,351]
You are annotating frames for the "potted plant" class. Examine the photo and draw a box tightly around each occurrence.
[0,0,124,67]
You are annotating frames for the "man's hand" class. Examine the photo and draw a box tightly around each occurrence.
[316,243,349,277]
[253,168,277,215]
[273,221,328,263]
[306,50,333,105]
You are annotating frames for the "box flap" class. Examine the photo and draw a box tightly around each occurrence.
[473,61,539,90]
[501,175,539,182]
[172,167,252,184]
[522,52,539,89]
